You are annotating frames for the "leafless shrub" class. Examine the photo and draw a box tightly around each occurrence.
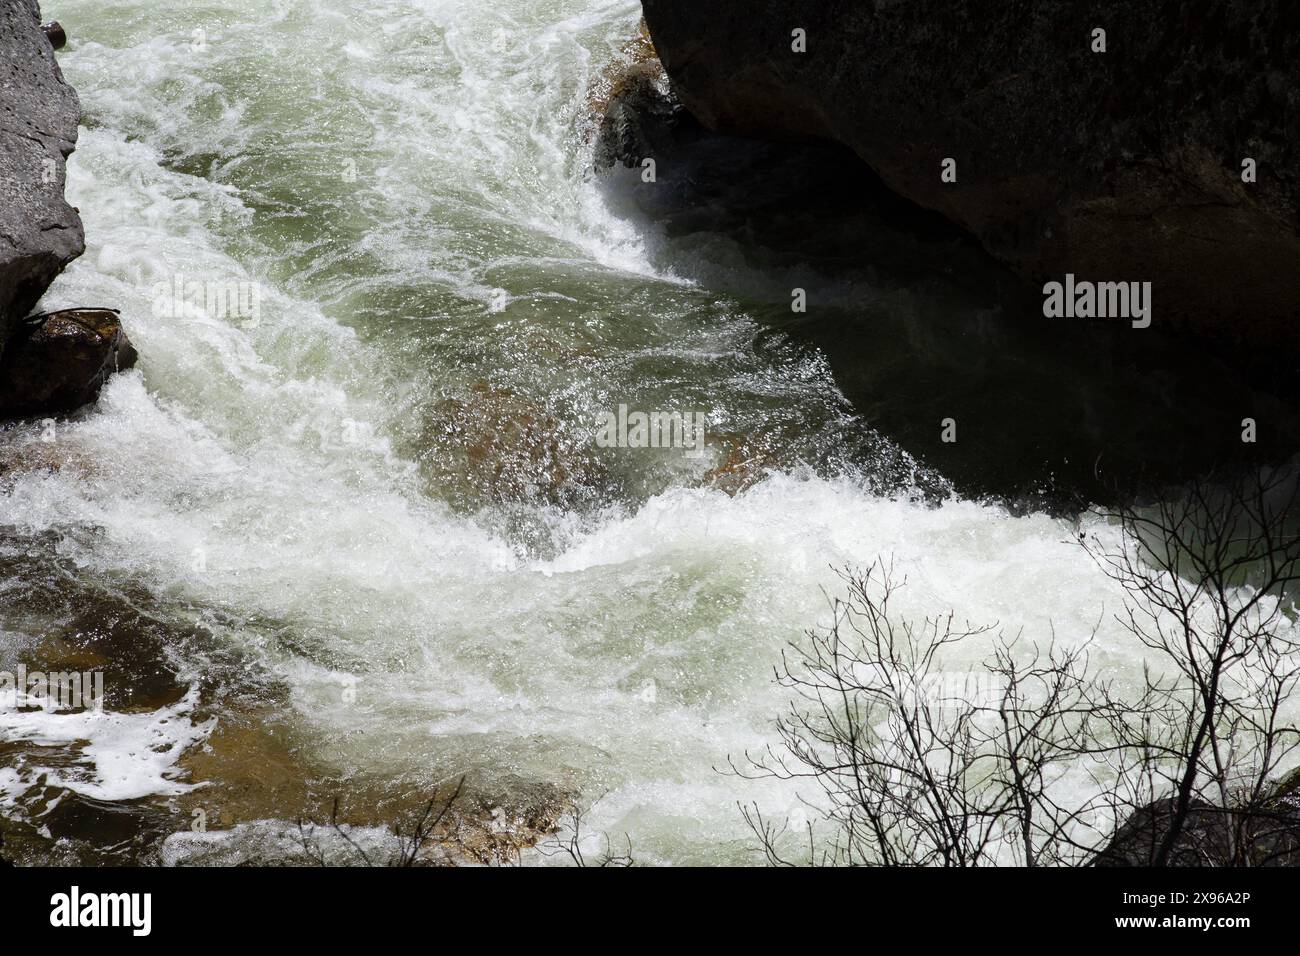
[739,468,1300,866]
[1081,467,1300,865]
[294,776,465,867]
[535,797,634,867]
[734,560,1110,865]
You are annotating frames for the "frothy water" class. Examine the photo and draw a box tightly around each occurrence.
[0,687,212,806]
[0,0,1234,864]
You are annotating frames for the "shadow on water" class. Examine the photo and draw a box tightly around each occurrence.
[602,131,1300,510]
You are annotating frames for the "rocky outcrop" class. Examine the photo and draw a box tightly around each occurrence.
[0,6,131,417]
[0,309,137,416]
[0,0,84,358]
[640,1,1300,357]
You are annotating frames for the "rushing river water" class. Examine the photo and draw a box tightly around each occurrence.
[1,0,1296,865]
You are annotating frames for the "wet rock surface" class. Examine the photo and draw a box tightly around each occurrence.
[423,379,601,509]
[0,0,84,353]
[0,309,138,416]
[590,20,702,172]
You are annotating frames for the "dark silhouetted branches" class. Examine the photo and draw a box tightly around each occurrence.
[535,797,634,867]
[741,468,1300,867]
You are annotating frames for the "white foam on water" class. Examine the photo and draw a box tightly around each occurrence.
[0,687,214,806]
[161,819,399,866]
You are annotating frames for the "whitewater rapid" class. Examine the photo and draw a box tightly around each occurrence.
[0,0,1164,864]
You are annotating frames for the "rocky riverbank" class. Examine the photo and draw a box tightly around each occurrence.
[637,0,1300,374]
[0,2,132,418]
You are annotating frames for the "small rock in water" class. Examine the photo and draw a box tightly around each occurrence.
[41,20,66,50]
[0,309,138,416]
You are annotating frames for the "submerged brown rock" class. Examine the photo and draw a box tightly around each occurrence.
[0,309,138,416]
[425,379,601,508]
[640,0,1300,359]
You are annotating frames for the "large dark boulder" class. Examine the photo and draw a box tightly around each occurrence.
[640,0,1300,356]
[0,0,84,359]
